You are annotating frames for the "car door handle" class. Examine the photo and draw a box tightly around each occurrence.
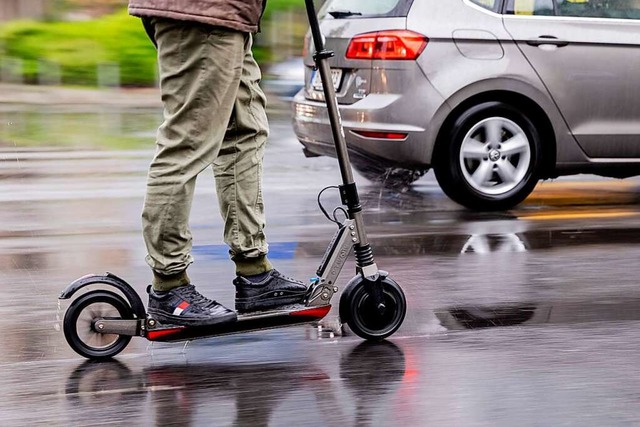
[526,36,569,47]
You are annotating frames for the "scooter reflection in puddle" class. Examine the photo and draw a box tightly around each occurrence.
[64,341,408,426]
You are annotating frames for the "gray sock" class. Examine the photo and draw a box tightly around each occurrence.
[242,270,272,283]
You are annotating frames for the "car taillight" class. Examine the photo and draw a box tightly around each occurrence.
[346,30,428,60]
[351,130,408,140]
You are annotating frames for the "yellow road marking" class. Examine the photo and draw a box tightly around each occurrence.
[526,180,638,206]
[519,209,638,221]
[535,180,635,191]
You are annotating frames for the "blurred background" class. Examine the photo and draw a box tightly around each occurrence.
[0,0,314,148]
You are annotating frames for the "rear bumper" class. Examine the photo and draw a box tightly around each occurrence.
[292,87,445,169]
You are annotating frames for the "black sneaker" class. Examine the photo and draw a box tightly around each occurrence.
[147,284,237,327]
[234,269,309,313]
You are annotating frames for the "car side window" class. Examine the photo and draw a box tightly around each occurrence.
[469,0,500,12]
[506,0,555,15]
[556,0,640,19]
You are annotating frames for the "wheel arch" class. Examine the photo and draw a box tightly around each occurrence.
[59,272,146,319]
[433,90,557,179]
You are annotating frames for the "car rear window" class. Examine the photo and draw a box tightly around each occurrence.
[321,0,415,18]
[506,0,640,18]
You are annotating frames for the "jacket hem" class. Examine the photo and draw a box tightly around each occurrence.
[128,7,258,33]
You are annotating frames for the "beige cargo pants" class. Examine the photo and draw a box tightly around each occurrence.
[142,18,273,291]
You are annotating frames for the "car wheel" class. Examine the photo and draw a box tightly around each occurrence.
[434,101,542,211]
[352,161,427,188]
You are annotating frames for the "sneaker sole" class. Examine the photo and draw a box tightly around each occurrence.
[147,309,238,327]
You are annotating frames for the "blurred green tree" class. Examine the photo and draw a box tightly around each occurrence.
[0,0,311,87]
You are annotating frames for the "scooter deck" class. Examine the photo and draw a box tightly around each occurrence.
[146,304,331,342]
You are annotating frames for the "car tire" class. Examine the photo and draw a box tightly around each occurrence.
[434,101,542,211]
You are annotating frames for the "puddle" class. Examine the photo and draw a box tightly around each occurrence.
[436,299,640,330]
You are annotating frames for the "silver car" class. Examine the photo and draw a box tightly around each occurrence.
[293,0,640,210]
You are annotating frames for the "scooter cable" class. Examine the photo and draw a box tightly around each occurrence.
[332,206,348,224]
[317,185,342,226]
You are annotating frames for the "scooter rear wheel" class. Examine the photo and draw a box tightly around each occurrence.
[340,276,406,341]
[63,290,134,360]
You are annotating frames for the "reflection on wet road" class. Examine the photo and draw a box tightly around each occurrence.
[60,340,406,426]
[4,120,640,425]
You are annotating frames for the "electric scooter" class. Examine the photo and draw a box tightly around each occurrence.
[59,0,407,360]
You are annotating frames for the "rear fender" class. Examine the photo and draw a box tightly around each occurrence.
[59,272,146,319]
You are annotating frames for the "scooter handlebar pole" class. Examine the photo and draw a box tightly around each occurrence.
[303,0,376,263]
[305,0,326,53]
[304,0,355,187]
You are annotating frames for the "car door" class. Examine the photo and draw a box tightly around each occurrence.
[502,0,640,158]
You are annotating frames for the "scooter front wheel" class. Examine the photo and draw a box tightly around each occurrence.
[63,290,134,360]
[340,276,406,341]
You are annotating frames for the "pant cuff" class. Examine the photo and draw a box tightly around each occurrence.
[152,270,190,291]
[234,255,273,276]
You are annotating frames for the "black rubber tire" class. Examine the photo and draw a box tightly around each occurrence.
[340,276,406,341]
[63,290,133,360]
[433,101,543,211]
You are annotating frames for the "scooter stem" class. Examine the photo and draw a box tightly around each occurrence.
[304,0,378,277]
[304,0,354,187]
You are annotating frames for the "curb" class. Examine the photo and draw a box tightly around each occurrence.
[0,83,294,116]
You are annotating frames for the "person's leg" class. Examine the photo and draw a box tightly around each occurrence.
[142,19,245,325]
[213,34,308,313]
[212,33,271,275]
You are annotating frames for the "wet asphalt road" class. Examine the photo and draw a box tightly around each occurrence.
[4,118,640,426]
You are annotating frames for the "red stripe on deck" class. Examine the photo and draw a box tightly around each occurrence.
[289,305,331,318]
[147,327,186,341]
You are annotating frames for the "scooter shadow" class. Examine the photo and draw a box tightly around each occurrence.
[64,341,407,426]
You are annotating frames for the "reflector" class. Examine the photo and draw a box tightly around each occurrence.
[352,130,409,140]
